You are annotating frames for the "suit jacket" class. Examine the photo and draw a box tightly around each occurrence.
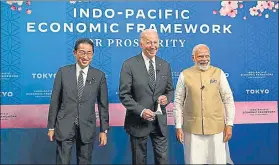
[47,64,109,143]
[119,54,174,137]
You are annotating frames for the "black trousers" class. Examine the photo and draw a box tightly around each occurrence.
[130,121,168,165]
[56,125,94,164]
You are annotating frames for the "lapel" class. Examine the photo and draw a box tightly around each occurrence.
[69,64,78,100]
[136,54,154,92]
[81,67,95,102]
[154,57,162,93]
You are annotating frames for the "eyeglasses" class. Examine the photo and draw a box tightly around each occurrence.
[77,50,93,57]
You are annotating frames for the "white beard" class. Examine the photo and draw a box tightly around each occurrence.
[195,61,210,71]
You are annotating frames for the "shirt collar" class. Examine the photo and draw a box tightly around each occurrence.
[142,52,155,63]
[76,63,89,74]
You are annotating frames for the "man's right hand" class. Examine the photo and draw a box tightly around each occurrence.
[176,128,184,143]
[48,130,55,141]
[142,109,155,121]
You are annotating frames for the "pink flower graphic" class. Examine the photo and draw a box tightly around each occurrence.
[215,1,277,19]
[219,6,230,16]
[213,10,218,15]
[7,1,23,5]
[11,5,16,10]
[221,1,239,9]
[26,0,31,6]
[257,1,268,12]
[249,7,259,16]
[6,1,32,14]
[69,0,88,3]
[228,9,238,18]
[266,1,275,10]
[26,9,32,14]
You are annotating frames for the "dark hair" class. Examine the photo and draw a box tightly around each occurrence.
[74,38,94,52]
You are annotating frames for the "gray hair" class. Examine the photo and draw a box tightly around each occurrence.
[140,29,158,42]
[192,44,210,56]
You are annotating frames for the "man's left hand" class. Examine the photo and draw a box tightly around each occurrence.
[99,132,107,146]
[223,125,233,142]
[158,95,168,105]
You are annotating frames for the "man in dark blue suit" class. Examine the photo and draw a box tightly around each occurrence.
[47,38,109,164]
[119,29,174,165]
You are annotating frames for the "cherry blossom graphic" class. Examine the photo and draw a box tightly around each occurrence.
[214,1,279,20]
[213,10,218,15]
[257,1,268,12]
[250,7,259,16]
[219,6,229,16]
[216,1,241,17]
[266,1,275,10]
[228,8,238,18]
[221,1,239,9]
[7,1,23,6]
[26,0,31,6]
[6,1,32,14]
[10,5,16,10]
[18,6,22,11]
[26,9,32,14]
[69,1,88,4]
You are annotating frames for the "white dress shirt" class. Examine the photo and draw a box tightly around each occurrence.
[50,64,107,133]
[173,69,235,128]
[49,64,89,131]
[142,52,156,79]
[76,63,89,85]
[140,53,156,117]
[76,63,107,133]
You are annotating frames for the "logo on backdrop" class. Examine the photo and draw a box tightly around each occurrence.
[240,71,274,79]
[1,72,19,81]
[0,112,17,121]
[26,90,52,98]
[26,8,232,48]
[32,73,56,79]
[0,92,13,97]
[242,108,276,116]
[245,89,270,95]
[225,72,229,77]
